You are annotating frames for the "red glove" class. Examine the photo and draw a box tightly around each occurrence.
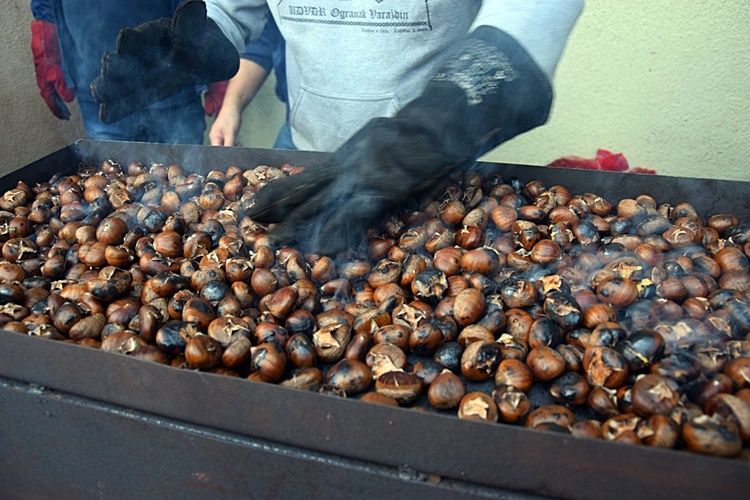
[548,149,656,174]
[31,20,75,120]
[203,81,228,118]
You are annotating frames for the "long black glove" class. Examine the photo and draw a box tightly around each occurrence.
[247,26,553,255]
[90,0,239,124]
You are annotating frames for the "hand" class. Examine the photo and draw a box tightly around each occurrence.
[208,101,242,146]
[204,81,228,118]
[90,0,239,124]
[246,100,461,255]
[248,27,555,255]
[31,20,75,120]
[209,58,270,146]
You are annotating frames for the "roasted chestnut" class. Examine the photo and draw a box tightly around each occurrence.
[286,333,317,368]
[375,370,422,404]
[184,333,222,370]
[457,392,498,422]
[494,358,533,392]
[460,340,502,382]
[313,322,351,363]
[525,345,565,382]
[550,371,591,406]
[408,322,444,356]
[427,370,466,410]
[637,414,679,448]
[525,404,575,430]
[492,384,531,423]
[583,346,630,389]
[452,287,485,328]
[326,359,373,395]
[433,341,464,371]
[280,367,324,392]
[249,342,287,382]
[630,374,680,417]
[617,329,665,372]
[682,414,742,457]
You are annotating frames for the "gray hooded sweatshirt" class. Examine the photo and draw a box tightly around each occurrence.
[206,0,584,152]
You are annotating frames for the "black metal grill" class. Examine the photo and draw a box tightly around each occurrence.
[1,140,748,499]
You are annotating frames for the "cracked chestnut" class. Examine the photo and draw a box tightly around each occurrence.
[631,374,680,416]
[375,370,422,404]
[458,392,498,422]
[682,414,742,457]
[460,340,502,382]
[492,384,531,424]
[583,346,630,389]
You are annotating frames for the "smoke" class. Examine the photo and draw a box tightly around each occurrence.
[266,169,376,257]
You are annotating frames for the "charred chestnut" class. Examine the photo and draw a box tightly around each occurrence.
[326,359,373,395]
[583,346,630,389]
[460,340,502,382]
[250,342,287,382]
[631,374,680,416]
[434,341,464,371]
[375,370,422,404]
[492,384,531,423]
[682,414,742,457]
[550,371,591,406]
[617,329,666,372]
[543,291,582,330]
[286,333,317,368]
[458,392,499,422]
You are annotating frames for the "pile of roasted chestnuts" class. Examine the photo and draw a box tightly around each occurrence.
[0,157,749,459]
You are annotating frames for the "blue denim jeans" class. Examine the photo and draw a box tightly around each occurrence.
[273,121,296,150]
[76,90,206,145]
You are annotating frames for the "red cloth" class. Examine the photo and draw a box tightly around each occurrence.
[203,81,229,117]
[31,20,75,120]
[548,149,656,174]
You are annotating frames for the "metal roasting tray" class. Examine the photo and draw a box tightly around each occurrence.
[1,140,749,499]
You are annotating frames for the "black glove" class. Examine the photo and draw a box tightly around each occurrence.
[247,27,553,255]
[90,0,239,124]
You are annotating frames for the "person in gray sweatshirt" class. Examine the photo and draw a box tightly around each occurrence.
[92,0,584,254]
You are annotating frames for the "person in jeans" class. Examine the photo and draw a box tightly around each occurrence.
[30,0,223,144]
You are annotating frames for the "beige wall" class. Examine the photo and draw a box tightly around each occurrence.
[2,1,85,176]
[3,1,749,182]
[483,1,750,182]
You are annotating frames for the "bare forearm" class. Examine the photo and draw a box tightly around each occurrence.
[221,58,270,113]
[210,57,270,146]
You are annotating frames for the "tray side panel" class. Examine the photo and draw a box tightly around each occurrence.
[0,377,524,500]
[1,332,747,500]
